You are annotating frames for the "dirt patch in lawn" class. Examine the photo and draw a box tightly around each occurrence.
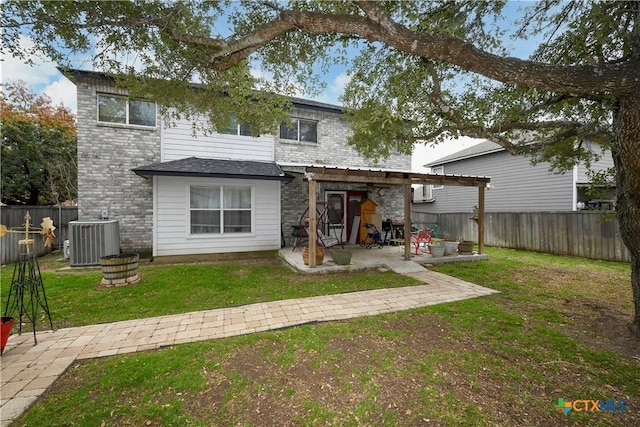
[172,312,638,426]
[505,263,639,361]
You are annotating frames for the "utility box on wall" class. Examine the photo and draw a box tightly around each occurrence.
[69,220,120,267]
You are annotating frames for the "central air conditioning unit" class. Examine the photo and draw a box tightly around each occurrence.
[69,220,120,267]
[412,184,434,203]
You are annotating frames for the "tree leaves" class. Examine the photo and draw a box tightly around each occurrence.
[1,81,77,205]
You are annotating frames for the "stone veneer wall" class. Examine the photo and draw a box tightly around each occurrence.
[280,172,406,249]
[275,107,410,170]
[74,75,160,255]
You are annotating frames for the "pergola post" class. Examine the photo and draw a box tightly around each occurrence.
[403,182,412,261]
[308,178,317,267]
[478,186,485,255]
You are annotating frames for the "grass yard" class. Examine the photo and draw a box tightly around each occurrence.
[0,257,420,329]
[7,248,640,426]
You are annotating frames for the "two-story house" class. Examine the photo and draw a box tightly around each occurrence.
[63,69,412,259]
[413,140,615,214]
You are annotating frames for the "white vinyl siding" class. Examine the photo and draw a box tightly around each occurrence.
[161,116,274,162]
[576,149,615,184]
[427,151,574,213]
[154,176,281,256]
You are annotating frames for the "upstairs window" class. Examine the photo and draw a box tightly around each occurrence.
[219,114,254,137]
[98,94,156,127]
[280,118,317,143]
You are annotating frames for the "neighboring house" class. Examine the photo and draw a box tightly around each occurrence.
[63,69,411,258]
[413,140,615,214]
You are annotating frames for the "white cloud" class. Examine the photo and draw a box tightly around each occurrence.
[329,72,350,97]
[0,35,60,87]
[1,34,78,113]
[43,77,77,113]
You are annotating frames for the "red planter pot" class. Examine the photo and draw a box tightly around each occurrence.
[1,316,15,355]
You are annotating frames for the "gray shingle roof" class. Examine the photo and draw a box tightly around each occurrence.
[132,157,292,181]
[60,68,344,114]
[424,140,503,167]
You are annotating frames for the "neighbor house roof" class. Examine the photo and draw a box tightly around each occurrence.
[59,67,344,115]
[424,140,504,167]
[132,157,293,181]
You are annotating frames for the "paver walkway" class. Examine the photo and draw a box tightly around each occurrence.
[0,264,498,426]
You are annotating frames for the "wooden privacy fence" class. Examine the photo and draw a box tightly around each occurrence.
[412,211,630,263]
[0,206,78,265]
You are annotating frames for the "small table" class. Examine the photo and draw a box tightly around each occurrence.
[388,238,405,253]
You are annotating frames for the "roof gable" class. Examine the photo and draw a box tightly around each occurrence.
[424,140,504,167]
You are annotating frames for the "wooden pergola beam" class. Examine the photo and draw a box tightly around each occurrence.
[306,167,490,188]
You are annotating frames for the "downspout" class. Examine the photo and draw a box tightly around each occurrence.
[478,186,485,255]
[572,165,579,211]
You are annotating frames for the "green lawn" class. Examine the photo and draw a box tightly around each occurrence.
[8,248,640,426]
[1,257,420,329]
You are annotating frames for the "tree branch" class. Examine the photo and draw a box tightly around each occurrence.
[192,3,640,96]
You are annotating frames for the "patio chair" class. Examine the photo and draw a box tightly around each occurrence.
[410,228,433,255]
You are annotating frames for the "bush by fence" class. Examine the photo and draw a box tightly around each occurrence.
[0,206,78,265]
[412,211,630,263]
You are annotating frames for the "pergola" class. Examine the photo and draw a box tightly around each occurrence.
[304,166,491,267]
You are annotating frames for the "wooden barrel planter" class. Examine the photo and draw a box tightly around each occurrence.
[458,240,475,255]
[302,246,324,266]
[100,253,140,286]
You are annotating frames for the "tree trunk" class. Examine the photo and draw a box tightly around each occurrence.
[612,92,640,335]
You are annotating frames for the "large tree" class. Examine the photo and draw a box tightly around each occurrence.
[1,81,77,205]
[2,0,639,333]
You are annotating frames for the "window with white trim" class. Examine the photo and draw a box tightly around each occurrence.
[98,94,156,127]
[431,166,444,189]
[219,114,254,136]
[279,118,318,142]
[190,186,252,234]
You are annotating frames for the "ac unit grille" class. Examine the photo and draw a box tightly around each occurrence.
[69,220,120,266]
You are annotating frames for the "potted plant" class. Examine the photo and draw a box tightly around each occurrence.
[302,246,324,265]
[1,316,15,355]
[331,248,352,265]
[443,240,459,256]
[429,242,445,258]
[458,240,474,254]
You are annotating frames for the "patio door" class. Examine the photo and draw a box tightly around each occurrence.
[324,191,347,242]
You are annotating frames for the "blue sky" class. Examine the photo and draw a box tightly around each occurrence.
[1,1,536,172]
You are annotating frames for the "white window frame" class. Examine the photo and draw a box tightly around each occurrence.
[279,118,318,143]
[432,166,444,190]
[97,93,157,128]
[218,114,254,137]
[188,184,254,236]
